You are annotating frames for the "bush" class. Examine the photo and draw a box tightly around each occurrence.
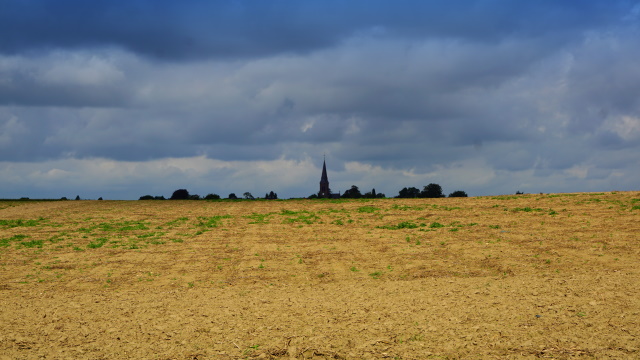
[421,183,444,198]
[342,185,362,199]
[204,193,221,200]
[397,187,420,198]
[170,189,190,200]
[448,190,468,197]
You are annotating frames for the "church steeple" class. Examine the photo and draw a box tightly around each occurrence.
[319,157,330,198]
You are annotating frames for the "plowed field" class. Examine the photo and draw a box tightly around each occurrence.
[1,192,639,359]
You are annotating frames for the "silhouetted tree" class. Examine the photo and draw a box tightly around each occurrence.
[308,194,319,199]
[189,194,200,200]
[170,189,190,200]
[243,192,255,200]
[98,197,103,200]
[75,195,81,200]
[363,188,376,198]
[421,183,444,198]
[139,195,154,200]
[397,187,420,198]
[448,190,468,198]
[265,191,278,200]
[228,193,238,200]
[204,193,221,200]
[342,185,362,199]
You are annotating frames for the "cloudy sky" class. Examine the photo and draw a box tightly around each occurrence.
[1,0,640,199]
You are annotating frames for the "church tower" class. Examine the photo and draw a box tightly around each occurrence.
[319,158,330,198]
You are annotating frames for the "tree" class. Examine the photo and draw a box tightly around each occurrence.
[265,191,278,200]
[98,197,103,200]
[243,192,255,200]
[170,189,190,200]
[228,193,238,200]
[189,194,200,200]
[204,193,221,200]
[421,183,444,198]
[363,188,376,198]
[448,190,468,198]
[75,195,81,200]
[397,187,420,198]
[342,185,362,198]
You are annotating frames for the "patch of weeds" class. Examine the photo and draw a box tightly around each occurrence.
[187,282,195,288]
[369,271,383,279]
[577,312,586,317]
[244,213,273,224]
[357,206,379,213]
[99,220,150,232]
[171,238,184,243]
[87,237,109,249]
[281,210,320,225]
[197,215,232,228]
[391,204,425,211]
[165,217,189,227]
[449,228,459,232]
[0,234,29,247]
[332,219,344,225]
[377,221,419,230]
[19,239,44,248]
[0,217,46,228]
[488,225,501,229]
[429,222,445,229]
[350,266,359,272]
[511,207,543,213]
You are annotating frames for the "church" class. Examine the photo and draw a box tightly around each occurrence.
[319,158,341,198]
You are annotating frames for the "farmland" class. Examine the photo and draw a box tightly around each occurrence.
[1,192,639,359]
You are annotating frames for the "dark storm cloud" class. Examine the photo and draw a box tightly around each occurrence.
[0,0,629,60]
[1,0,640,199]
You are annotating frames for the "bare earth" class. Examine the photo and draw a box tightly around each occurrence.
[1,192,639,359]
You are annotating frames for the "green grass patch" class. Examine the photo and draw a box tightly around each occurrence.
[357,206,379,213]
[0,217,46,228]
[511,207,543,213]
[281,210,320,224]
[165,217,189,227]
[0,234,29,247]
[87,237,110,249]
[377,221,419,230]
[196,215,232,228]
[244,213,273,224]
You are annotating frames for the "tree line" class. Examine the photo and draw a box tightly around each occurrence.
[139,189,278,200]
[140,184,466,201]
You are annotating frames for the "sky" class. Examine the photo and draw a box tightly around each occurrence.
[1,0,640,199]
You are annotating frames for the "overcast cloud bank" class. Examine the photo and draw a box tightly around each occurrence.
[1,1,639,199]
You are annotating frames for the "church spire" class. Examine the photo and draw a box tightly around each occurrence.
[319,157,330,197]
